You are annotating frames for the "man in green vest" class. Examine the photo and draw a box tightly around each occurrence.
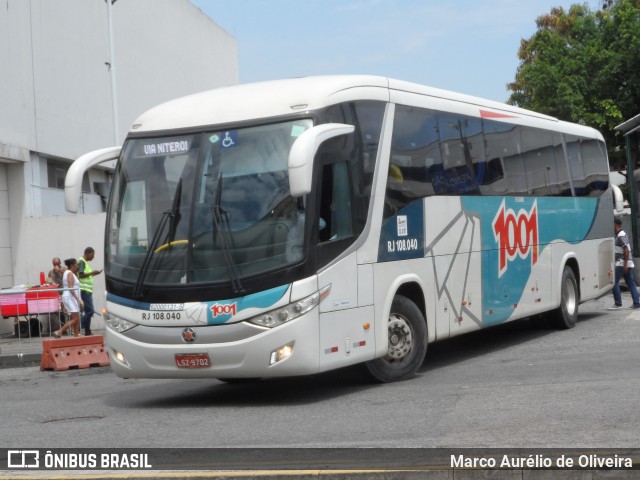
[79,246,102,336]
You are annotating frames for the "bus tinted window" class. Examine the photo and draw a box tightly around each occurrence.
[437,113,483,195]
[565,135,609,196]
[321,101,386,235]
[388,106,439,212]
[386,104,609,217]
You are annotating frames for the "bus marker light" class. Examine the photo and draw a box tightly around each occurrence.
[363,322,370,330]
[319,284,331,301]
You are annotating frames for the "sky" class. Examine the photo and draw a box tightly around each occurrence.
[190,0,602,104]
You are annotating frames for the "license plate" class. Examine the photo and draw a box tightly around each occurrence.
[175,353,210,369]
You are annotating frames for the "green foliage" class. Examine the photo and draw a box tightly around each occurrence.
[507,0,640,158]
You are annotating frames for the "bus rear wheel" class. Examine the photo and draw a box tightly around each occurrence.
[363,295,427,383]
[552,266,579,329]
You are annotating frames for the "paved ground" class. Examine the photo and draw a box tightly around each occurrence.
[1,294,639,478]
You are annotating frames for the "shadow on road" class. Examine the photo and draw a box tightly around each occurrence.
[422,307,606,373]
[104,365,375,409]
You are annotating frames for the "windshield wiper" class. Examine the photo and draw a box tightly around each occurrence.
[212,173,246,296]
[166,179,183,249]
[132,178,183,298]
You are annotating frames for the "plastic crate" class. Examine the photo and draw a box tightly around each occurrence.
[26,286,61,314]
[0,290,28,317]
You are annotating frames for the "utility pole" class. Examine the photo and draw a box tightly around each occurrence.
[106,0,119,145]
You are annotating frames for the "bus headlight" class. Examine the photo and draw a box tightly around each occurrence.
[112,348,130,367]
[270,342,294,365]
[105,314,137,333]
[248,285,330,329]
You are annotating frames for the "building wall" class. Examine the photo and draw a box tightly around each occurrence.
[1,0,237,158]
[0,213,107,335]
[0,164,11,289]
[0,0,238,332]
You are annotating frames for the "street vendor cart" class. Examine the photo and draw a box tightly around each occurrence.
[0,285,61,337]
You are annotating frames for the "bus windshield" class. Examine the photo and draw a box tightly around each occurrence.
[106,119,313,289]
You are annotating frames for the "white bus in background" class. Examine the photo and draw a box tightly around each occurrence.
[65,76,616,383]
[611,181,629,216]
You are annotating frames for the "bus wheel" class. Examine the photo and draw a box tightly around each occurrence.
[363,295,427,383]
[553,266,579,329]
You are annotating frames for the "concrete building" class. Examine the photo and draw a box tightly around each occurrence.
[0,0,237,333]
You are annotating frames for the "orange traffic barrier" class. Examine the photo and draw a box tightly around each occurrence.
[41,335,110,371]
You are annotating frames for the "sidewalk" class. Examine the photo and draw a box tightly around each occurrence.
[0,329,105,368]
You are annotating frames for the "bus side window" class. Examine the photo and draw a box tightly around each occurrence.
[318,161,353,243]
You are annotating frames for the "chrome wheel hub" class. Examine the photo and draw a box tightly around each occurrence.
[385,314,413,363]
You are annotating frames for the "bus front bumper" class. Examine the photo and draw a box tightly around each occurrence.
[104,312,320,379]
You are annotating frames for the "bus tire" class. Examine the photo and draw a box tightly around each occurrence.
[363,295,427,383]
[553,266,579,329]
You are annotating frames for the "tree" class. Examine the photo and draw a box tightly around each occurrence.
[507,0,640,167]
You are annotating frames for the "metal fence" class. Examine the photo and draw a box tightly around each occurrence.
[0,286,71,340]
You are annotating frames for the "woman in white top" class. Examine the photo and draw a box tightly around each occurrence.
[54,258,83,337]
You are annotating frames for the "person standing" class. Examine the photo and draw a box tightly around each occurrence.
[610,217,640,309]
[78,247,102,336]
[47,257,66,286]
[46,257,66,332]
[54,258,82,338]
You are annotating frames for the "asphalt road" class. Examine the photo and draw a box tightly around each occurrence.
[1,294,639,450]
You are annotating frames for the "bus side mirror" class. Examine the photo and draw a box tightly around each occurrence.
[65,146,121,212]
[612,184,625,214]
[288,123,355,197]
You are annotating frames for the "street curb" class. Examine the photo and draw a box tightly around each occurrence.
[0,352,41,369]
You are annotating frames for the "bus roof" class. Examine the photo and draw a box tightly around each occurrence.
[129,75,600,140]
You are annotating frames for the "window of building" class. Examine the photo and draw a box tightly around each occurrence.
[47,159,91,193]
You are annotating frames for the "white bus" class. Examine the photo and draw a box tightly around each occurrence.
[65,76,615,382]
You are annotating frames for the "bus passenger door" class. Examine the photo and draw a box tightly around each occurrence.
[317,254,376,372]
[315,156,376,372]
